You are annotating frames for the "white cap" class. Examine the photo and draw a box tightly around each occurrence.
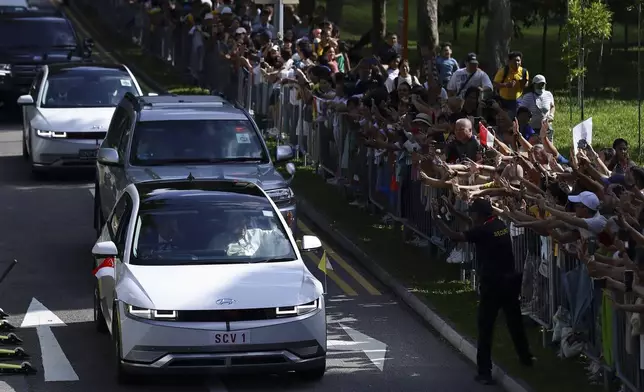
[568,191,600,210]
[533,74,546,84]
[235,27,247,34]
[204,13,214,20]
[221,6,232,14]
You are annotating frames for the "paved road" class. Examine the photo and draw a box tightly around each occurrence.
[0,4,503,392]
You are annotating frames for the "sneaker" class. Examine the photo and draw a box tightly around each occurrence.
[474,375,497,385]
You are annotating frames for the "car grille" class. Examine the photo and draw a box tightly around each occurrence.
[176,308,277,322]
[65,131,106,140]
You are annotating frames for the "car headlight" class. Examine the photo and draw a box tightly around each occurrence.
[126,305,177,320]
[266,187,294,203]
[35,129,67,138]
[0,64,10,72]
[276,298,321,317]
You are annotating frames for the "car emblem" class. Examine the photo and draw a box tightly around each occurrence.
[91,125,103,129]
[216,298,235,306]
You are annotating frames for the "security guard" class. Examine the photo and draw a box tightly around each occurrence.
[431,197,533,385]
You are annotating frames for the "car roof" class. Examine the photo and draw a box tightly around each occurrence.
[134,94,248,122]
[134,179,267,203]
[0,14,66,21]
[47,63,128,74]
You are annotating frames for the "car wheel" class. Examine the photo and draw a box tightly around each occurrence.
[112,304,136,384]
[94,286,107,333]
[297,360,326,381]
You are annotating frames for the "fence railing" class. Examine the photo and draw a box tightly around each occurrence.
[74,1,644,390]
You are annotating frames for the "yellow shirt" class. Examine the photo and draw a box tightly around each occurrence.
[493,66,528,100]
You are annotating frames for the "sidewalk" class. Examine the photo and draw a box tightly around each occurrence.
[65,4,606,391]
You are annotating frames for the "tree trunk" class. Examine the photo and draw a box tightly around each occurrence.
[416,0,440,80]
[299,0,316,19]
[541,13,548,72]
[483,0,512,72]
[452,17,459,42]
[475,5,483,53]
[326,0,344,27]
[371,0,386,54]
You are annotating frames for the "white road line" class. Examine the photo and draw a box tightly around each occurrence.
[89,188,95,198]
[37,326,79,382]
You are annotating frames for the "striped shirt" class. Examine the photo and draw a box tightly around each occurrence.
[518,91,555,130]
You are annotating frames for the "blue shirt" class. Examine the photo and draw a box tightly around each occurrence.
[435,57,459,85]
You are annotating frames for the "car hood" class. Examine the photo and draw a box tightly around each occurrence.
[127,164,288,191]
[117,261,322,310]
[31,107,115,132]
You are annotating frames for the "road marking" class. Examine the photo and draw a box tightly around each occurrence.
[328,324,388,371]
[21,298,79,382]
[297,221,381,295]
[89,188,94,198]
[304,252,357,296]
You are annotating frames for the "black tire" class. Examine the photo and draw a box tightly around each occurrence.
[94,285,107,333]
[297,360,326,381]
[112,304,136,384]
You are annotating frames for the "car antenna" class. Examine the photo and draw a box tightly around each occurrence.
[187,172,195,181]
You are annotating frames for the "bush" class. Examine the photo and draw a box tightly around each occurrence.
[167,87,211,95]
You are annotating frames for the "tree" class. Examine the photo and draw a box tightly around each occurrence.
[561,0,612,82]
[371,0,387,52]
[326,0,345,26]
[484,0,514,71]
[417,0,440,80]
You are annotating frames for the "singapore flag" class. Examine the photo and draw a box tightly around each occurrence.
[93,257,115,279]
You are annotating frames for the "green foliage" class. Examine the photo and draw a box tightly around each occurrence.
[167,87,211,95]
[561,0,613,80]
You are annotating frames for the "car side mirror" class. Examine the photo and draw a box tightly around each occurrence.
[92,241,117,257]
[275,144,294,163]
[300,235,322,252]
[16,95,34,105]
[97,148,120,166]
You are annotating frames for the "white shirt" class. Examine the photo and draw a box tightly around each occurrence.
[518,91,555,130]
[447,68,493,97]
[385,73,420,92]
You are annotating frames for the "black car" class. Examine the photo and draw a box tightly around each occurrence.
[0,11,93,105]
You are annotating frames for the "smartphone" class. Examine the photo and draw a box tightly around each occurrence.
[624,269,634,292]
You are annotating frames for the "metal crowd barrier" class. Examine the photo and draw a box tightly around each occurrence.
[69,1,644,389]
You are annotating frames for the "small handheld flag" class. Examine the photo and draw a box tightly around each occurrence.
[93,257,115,279]
[317,251,332,294]
[478,123,495,148]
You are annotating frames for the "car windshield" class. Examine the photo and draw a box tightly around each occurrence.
[0,19,76,48]
[40,70,138,108]
[130,120,269,165]
[130,192,296,265]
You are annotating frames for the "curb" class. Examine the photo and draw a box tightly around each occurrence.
[297,198,533,392]
[62,3,169,94]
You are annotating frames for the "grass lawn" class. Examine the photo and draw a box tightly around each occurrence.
[71,3,623,389]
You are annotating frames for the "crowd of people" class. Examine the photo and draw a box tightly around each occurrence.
[119,0,644,388]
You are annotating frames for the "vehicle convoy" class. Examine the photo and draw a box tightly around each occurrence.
[0,10,93,105]
[91,179,327,384]
[93,93,298,235]
[17,63,143,174]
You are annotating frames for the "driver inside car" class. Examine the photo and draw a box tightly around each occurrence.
[138,214,187,252]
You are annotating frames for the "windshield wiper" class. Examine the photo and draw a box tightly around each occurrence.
[251,257,297,263]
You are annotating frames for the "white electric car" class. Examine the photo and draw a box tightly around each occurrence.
[91,178,327,384]
[17,63,143,175]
